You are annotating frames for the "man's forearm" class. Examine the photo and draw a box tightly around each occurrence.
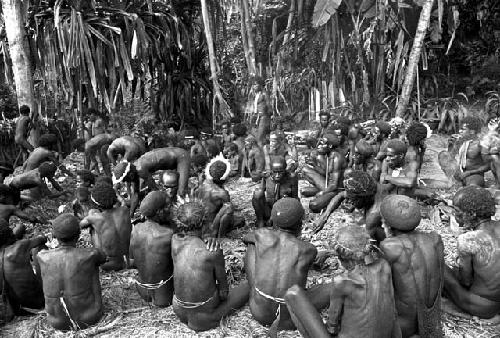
[387,176,417,188]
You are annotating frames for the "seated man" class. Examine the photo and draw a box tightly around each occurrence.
[0,219,46,319]
[134,147,190,197]
[23,134,58,172]
[312,170,386,242]
[455,116,489,187]
[223,143,241,177]
[368,121,391,161]
[349,139,380,181]
[444,186,500,318]
[244,198,330,334]
[37,214,105,331]
[264,132,297,173]
[195,155,236,237]
[130,191,174,307]
[306,111,332,149]
[191,128,219,158]
[80,182,132,271]
[380,195,444,338]
[405,122,429,172]
[284,225,400,338]
[330,121,350,160]
[301,134,347,212]
[171,200,249,331]
[379,139,418,196]
[84,133,116,174]
[252,157,298,228]
[0,162,14,184]
[480,117,500,188]
[9,161,65,201]
[112,162,140,217]
[242,135,265,181]
[219,120,233,147]
[106,135,145,165]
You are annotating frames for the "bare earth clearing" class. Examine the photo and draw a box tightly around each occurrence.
[2,135,500,337]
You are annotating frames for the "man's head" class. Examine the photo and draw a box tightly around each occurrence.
[191,153,209,174]
[460,116,482,138]
[175,200,206,232]
[75,187,89,203]
[270,197,304,235]
[221,121,230,134]
[343,170,377,209]
[380,195,421,235]
[251,76,264,92]
[317,133,339,154]
[72,138,86,152]
[19,105,30,116]
[112,162,135,185]
[352,139,374,164]
[76,169,95,187]
[161,170,179,199]
[386,139,407,169]
[334,225,379,268]
[0,219,16,248]
[374,121,391,140]
[52,213,81,243]
[232,124,247,138]
[140,190,171,224]
[90,182,117,209]
[38,134,58,150]
[87,108,100,121]
[95,176,113,187]
[330,122,349,138]
[244,135,257,150]
[270,156,287,182]
[319,111,330,128]
[453,186,495,229]
[38,162,58,178]
[206,143,220,159]
[406,122,429,147]
[269,132,283,152]
[206,156,231,184]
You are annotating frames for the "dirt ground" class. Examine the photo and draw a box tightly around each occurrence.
[2,134,500,337]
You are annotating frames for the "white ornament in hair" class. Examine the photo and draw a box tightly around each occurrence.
[205,153,231,181]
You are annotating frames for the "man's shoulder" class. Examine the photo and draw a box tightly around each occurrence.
[458,229,487,254]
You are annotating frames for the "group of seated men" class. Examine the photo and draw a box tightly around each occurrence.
[0,107,499,337]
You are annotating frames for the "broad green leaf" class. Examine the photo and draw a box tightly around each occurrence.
[312,0,342,28]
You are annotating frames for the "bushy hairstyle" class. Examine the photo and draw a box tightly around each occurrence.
[406,123,428,146]
[453,186,495,220]
[336,116,352,127]
[227,142,239,153]
[38,162,58,178]
[76,170,96,185]
[90,182,117,209]
[175,201,206,231]
[376,121,392,137]
[386,139,408,154]
[319,111,330,118]
[232,123,247,137]
[331,123,349,136]
[192,153,209,167]
[200,127,213,135]
[344,170,377,197]
[461,116,483,133]
[206,143,220,158]
[209,160,228,181]
[38,134,58,148]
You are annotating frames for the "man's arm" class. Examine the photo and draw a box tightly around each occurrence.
[457,234,475,287]
[463,152,490,177]
[47,177,63,191]
[79,211,101,229]
[312,191,346,233]
[325,153,343,193]
[380,238,403,264]
[13,207,44,223]
[385,160,418,189]
[213,250,229,301]
[28,235,48,249]
[326,280,346,335]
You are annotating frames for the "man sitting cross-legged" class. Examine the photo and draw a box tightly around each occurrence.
[171,200,249,331]
[380,195,445,338]
[130,191,174,307]
[284,225,400,338]
[244,198,330,336]
[80,181,132,271]
[37,214,106,331]
[443,186,500,319]
[379,139,419,196]
[252,156,298,228]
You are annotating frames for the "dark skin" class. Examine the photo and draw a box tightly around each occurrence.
[381,229,444,338]
[480,119,500,188]
[80,205,132,271]
[134,147,190,197]
[350,144,380,182]
[455,124,489,187]
[243,138,265,181]
[9,166,65,201]
[252,164,299,228]
[171,232,249,331]
[244,228,330,330]
[264,135,298,172]
[114,166,140,218]
[23,147,57,172]
[443,202,500,318]
[307,115,330,148]
[285,258,400,338]
[37,238,106,331]
[195,179,234,238]
[0,204,45,224]
[3,235,47,313]
[107,136,144,165]
[380,147,419,196]
[15,114,34,158]
[130,217,174,307]
[84,133,116,173]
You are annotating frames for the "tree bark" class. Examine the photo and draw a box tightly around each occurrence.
[241,0,256,77]
[395,0,435,117]
[2,0,34,110]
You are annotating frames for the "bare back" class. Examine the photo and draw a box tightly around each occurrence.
[24,148,55,171]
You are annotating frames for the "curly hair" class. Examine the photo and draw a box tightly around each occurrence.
[192,153,209,167]
[76,170,96,185]
[232,124,248,137]
[461,116,483,133]
[38,162,58,178]
[140,191,169,218]
[344,170,377,197]
[175,200,206,231]
[330,122,349,136]
[376,121,392,137]
[453,186,495,220]
[95,176,113,186]
[38,134,58,148]
[334,225,379,265]
[0,219,15,247]
[90,182,117,209]
[209,160,228,181]
[406,122,428,146]
[386,139,408,154]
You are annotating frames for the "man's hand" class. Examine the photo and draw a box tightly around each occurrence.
[204,237,221,252]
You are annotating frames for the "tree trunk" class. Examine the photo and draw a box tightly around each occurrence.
[2,0,34,110]
[241,0,256,77]
[395,0,434,117]
[200,0,232,123]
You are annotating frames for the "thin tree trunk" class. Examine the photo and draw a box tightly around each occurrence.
[395,0,435,117]
[200,0,232,122]
[2,0,34,110]
[241,0,256,77]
